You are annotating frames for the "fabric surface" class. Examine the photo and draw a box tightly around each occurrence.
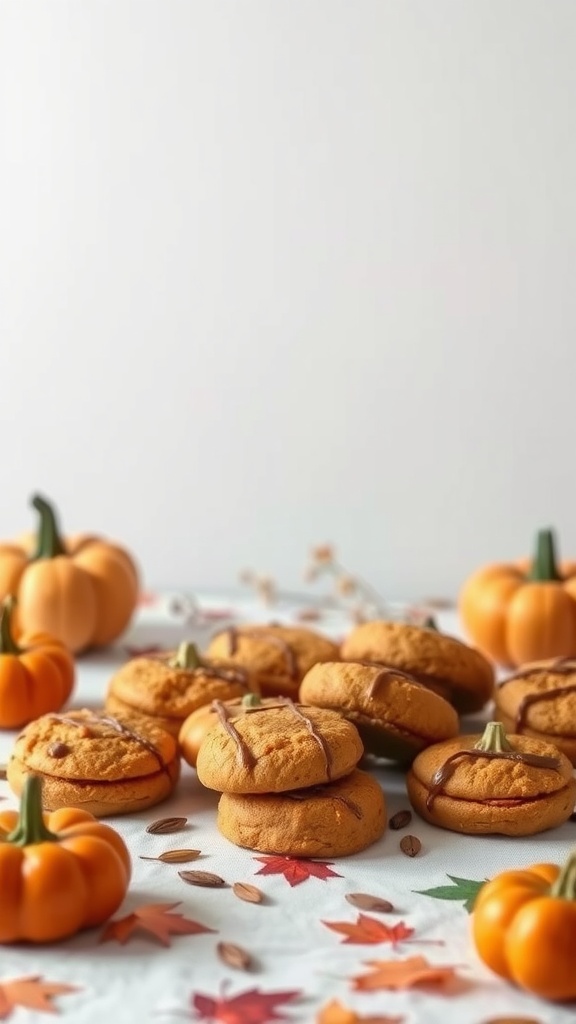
[0,591,573,1024]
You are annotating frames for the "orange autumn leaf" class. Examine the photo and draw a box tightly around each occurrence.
[352,955,466,994]
[0,976,79,1019]
[322,914,414,945]
[100,902,216,947]
[317,998,404,1024]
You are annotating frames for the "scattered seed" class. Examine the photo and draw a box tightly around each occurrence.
[179,870,227,888]
[389,809,412,830]
[345,893,394,913]
[140,849,201,864]
[216,941,252,970]
[233,882,264,904]
[400,835,421,857]
[481,1018,542,1024]
[146,816,188,835]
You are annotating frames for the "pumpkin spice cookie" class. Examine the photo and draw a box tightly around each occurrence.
[341,619,494,713]
[218,769,386,857]
[205,624,340,699]
[406,721,576,836]
[494,657,576,765]
[299,661,459,763]
[7,708,180,816]
[105,641,255,737]
[179,693,279,768]
[196,699,364,794]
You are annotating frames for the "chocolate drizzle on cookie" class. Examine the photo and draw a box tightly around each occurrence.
[497,660,576,732]
[285,784,363,819]
[224,628,299,681]
[353,661,424,699]
[514,685,576,732]
[210,697,334,778]
[499,657,576,687]
[212,700,257,768]
[425,748,562,810]
[48,712,170,776]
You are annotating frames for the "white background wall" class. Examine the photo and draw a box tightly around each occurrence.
[1,1,576,601]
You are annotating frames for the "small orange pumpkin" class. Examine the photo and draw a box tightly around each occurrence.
[0,597,74,728]
[472,853,576,1002]
[459,528,576,667]
[0,494,140,653]
[0,774,131,943]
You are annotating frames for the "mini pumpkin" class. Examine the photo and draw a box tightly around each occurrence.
[0,596,74,728]
[472,851,576,1002]
[0,494,140,653]
[459,528,576,666]
[0,774,131,943]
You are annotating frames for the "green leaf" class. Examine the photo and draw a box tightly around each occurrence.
[413,874,488,913]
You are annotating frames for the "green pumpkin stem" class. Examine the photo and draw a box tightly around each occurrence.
[169,642,202,670]
[527,528,562,582]
[421,615,439,631]
[6,775,58,846]
[30,494,66,560]
[550,850,576,900]
[474,721,513,753]
[242,693,262,708]
[0,597,21,655]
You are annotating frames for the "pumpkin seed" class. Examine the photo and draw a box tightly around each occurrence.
[146,816,188,835]
[389,809,412,830]
[179,870,227,887]
[232,882,264,904]
[400,835,421,857]
[216,941,252,970]
[140,849,201,863]
[345,893,394,913]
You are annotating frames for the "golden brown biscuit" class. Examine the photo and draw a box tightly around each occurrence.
[406,721,576,835]
[179,694,280,768]
[218,769,386,857]
[494,657,576,765]
[196,699,363,794]
[341,620,494,713]
[7,708,180,816]
[299,661,459,764]
[106,641,255,736]
[205,624,340,698]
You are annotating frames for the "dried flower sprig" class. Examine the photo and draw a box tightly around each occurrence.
[238,570,277,606]
[303,545,392,623]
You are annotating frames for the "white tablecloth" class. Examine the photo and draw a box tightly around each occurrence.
[0,591,573,1024]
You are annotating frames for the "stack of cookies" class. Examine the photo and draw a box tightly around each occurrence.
[195,697,387,858]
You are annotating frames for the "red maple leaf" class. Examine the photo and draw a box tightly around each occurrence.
[191,986,300,1023]
[254,856,342,887]
[322,915,414,946]
[99,902,215,946]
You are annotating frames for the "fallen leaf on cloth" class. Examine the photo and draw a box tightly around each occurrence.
[0,976,79,1018]
[254,856,342,887]
[191,986,300,1022]
[317,999,404,1023]
[323,915,414,946]
[100,902,215,946]
[413,875,487,913]
[352,955,469,993]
